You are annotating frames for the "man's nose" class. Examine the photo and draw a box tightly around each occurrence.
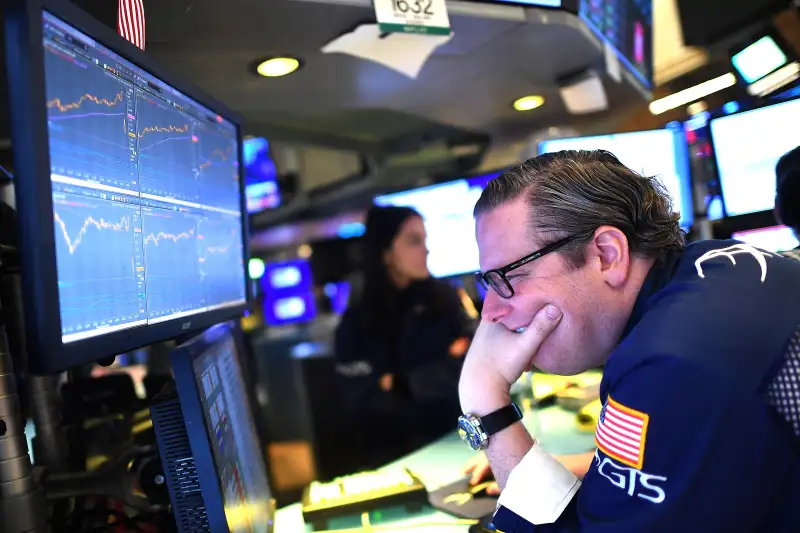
[481,289,510,323]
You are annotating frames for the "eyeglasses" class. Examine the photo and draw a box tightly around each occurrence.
[475,233,583,299]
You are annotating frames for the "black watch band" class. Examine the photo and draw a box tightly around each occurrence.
[481,403,523,436]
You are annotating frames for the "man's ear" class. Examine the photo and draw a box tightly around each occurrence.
[590,226,630,288]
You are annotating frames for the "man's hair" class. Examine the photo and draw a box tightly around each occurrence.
[775,145,800,232]
[474,150,685,266]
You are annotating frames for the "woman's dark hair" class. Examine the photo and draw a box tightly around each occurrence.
[357,205,444,333]
[775,146,800,232]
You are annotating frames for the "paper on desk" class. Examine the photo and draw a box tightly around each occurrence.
[321,24,453,79]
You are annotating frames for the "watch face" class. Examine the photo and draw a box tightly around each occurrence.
[458,415,484,451]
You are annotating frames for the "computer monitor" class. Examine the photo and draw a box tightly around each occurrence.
[151,321,273,533]
[243,137,280,213]
[732,225,800,253]
[374,171,502,278]
[538,128,694,228]
[579,0,653,91]
[708,97,800,217]
[261,259,318,326]
[4,0,250,373]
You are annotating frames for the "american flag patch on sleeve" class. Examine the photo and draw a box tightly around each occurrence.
[595,395,649,470]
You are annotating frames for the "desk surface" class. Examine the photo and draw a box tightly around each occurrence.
[274,404,596,533]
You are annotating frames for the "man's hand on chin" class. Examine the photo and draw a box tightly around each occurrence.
[459,305,563,416]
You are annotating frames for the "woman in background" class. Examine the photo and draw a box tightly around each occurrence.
[335,205,475,465]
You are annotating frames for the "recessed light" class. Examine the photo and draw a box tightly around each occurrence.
[256,57,300,77]
[513,95,545,111]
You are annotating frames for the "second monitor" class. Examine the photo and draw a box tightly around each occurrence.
[151,321,273,533]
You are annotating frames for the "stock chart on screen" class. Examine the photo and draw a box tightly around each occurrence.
[43,11,246,343]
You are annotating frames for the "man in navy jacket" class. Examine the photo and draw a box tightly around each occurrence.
[459,150,800,532]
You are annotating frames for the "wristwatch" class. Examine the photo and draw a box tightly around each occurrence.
[458,403,523,451]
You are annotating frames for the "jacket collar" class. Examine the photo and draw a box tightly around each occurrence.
[619,247,683,340]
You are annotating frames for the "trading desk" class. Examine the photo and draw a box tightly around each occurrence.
[274,403,596,532]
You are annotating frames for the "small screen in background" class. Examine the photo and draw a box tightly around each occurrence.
[709,98,800,217]
[261,259,317,326]
[539,128,693,228]
[243,138,280,213]
[375,172,502,278]
[732,36,788,84]
[732,225,799,253]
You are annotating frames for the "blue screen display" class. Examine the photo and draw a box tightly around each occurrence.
[261,259,317,326]
[243,137,280,213]
[43,12,247,343]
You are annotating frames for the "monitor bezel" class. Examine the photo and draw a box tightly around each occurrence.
[170,321,274,533]
[4,0,252,374]
[707,95,800,219]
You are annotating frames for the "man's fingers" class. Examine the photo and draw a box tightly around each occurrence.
[521,304,562,344]
[486,482,501,496]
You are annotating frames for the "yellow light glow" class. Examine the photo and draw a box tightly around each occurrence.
[256,57,300,77]
[513,95,545,112]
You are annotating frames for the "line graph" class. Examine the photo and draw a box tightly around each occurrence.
[53,193,146,338]
[47,91,124,112]
[196,123,240,212]
[136,94,199,203]
[54,211,132,254]
[198,215,246,306]
[142,208,204,319]
[44,47,136,192]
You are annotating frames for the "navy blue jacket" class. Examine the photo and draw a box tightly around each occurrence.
[334,280,475,410]
[494,240,800,532]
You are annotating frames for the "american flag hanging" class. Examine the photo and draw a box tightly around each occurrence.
[117,0,145,50]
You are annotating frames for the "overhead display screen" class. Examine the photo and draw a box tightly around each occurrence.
[580,0,653,89]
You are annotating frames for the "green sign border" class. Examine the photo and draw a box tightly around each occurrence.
[378,22,451,35]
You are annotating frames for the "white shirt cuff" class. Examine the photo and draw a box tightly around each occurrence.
[496,443,581,525]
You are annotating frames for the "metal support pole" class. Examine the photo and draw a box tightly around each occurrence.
[0,323,49,532]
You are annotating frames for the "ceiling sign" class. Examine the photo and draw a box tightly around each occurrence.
[373,0,451,35]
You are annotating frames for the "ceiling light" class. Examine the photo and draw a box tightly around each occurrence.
[256,57,300,77]
[513,96,545,112]
[649,73,736,115]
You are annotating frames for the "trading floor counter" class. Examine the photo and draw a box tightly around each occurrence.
[275,402,597,532]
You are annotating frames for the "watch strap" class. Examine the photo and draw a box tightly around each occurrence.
[481,403,523,436]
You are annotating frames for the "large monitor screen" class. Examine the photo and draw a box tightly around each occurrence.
[538,128,694,227]
[580,0,653,89]
[243,137,280,213]
[732,225,799,253]
[191,326,272,532]
[374,172,502,278]
[42,11,247,344]
[709,98,800,217]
